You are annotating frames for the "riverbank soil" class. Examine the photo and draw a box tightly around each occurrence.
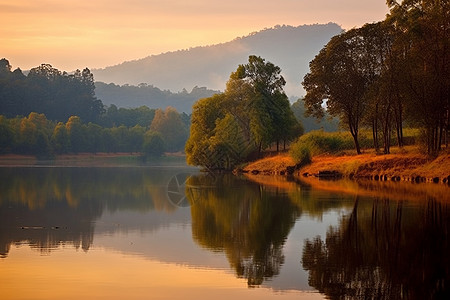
[243,147,450,184]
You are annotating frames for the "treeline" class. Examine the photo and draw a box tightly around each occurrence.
[95,82,219,113]
[0,59,104,123]
[0,58,191,157]
[0,107,189,158]
[302,0,449,155]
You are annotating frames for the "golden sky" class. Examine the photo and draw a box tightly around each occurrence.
[0,0,389,71]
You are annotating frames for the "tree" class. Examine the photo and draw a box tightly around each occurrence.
[150,107,188,152]
[142,131,165,158]
[51,122,70,154]
[302,27,383,154]
[386,0,450,155]
[1,61,104,123]
[186,56,300,170]
[185,94,226,169]
[65,116,85,153]
[0,115,14,153]
[234,55,298,153]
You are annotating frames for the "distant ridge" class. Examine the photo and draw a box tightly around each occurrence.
[92,23,342,97]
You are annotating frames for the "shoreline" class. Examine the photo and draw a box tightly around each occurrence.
[242,150,450,185]
[0,153,187,167]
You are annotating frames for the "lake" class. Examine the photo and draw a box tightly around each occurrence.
[0,166,448,299]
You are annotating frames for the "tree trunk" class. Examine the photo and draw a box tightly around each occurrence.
[351,131,361,154]
[383,104,391,154]
[373,121,379,153]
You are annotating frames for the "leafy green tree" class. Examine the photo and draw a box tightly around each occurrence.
[234,55,298,153]
[85,123,103,153]
[110,125,131,152]
[142,131,165,158]
[1,61,104,123]
[14,112,52,156]
[51,122,70,154]
[0,115,14,153]
[386,0,449,155]
[128,125,145,154]
[186,56,300,170]
[208,114,250,170]
[65,116,85,153]
[302,27,383,154]
[150,107,188,152]
[185,94,226,169]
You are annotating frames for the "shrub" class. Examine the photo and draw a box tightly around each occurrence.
[289,141,311,166]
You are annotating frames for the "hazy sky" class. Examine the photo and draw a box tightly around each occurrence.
[1,0,389,71]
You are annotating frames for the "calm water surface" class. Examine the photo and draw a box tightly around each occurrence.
[0,166,448,299]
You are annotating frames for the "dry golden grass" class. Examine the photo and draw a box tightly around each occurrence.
[301,151,450,181]
[243,153,296,175]
[242,146,450,183]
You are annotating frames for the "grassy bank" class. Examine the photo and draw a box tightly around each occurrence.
[242,146,450,184]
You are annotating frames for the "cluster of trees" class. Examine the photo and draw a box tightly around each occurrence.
[0,59,104,123]
[0,107,188,158]
[0,58,191,157]
[185,56,302,170]
[302,0,449,155]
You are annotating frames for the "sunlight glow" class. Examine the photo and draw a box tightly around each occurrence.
[0,0,389,70]
[0,245,325,300]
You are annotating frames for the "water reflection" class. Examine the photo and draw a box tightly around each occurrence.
[302,197,450,299]
[186,174,301,286]
[1,167,448,298]
[0,167,197,257]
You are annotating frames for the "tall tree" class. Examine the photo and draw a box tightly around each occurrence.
[302,27,386,154]
[186,56,301,170]
[234,55,297,153]
[386,0,450,155]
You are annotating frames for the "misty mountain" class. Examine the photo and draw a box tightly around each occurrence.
[92,23,342,98]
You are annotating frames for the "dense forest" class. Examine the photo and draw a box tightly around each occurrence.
[0,59,103,123]
[0,108,188,158]
[302,0,449,155]
[0,58,190,157]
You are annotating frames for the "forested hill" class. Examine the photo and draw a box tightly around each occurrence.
[94,82,219,113]
[92,23,342,97]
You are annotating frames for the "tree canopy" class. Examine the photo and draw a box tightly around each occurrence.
[186,56,301,170]
[302,0,449,155]
[0,59,104,123]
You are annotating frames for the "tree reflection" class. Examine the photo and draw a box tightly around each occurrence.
[0,167,191,257]
[186,174,301,286]
[302,197,450,299]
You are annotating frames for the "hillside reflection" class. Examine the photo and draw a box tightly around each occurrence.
[302,198,450,299]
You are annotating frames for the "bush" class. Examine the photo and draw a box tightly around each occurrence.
[292,130,355,156]
[289,142,311,166]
